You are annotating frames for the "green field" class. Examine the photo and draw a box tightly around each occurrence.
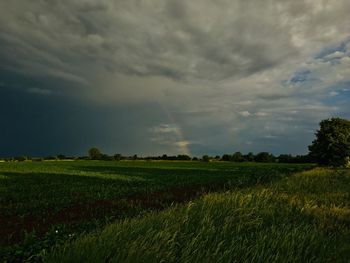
[1,161,349,262]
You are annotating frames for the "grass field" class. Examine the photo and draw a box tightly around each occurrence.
[1,161,349,262]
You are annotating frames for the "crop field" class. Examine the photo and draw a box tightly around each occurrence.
[1,161,349,262]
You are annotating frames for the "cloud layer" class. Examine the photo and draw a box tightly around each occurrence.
[0,0,350,156]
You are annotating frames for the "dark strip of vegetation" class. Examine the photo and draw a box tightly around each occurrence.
[2,151,313,164]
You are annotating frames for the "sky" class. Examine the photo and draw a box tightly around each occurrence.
[0,0,350,157]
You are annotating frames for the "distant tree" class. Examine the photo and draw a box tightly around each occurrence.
[202,155,210,162]
[100,154,113,161]
[276,154,313,164]
[77,156,89,160]
[114,154,122,161]
[88,147,102,160]
[244,152,255,162]
[177,154,191,160]
[232,152,245,162]
[44,156,57,160]
[167,155,177,160]
[278,154,293,163]
[222,154,231,161]
[255,152,275,163]
[14,156,27,162]
[132,154,138,160]
[57,154,66,160]
[308,118,350,167]
[192,157,199,161]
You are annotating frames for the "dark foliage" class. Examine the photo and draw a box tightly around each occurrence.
[14,156,27,162]
[88,148,102,160]
[255,152,276,163]
[202,155,210,162]
[308,118,350,167]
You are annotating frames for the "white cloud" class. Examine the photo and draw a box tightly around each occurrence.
[323,51,345,60]
[255,112,268,117]
[174,141,192,148]
[239,111,251,117]
[149,124,180,134]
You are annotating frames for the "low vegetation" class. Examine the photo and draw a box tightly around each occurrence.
[0,161,312,262]
[46,167,350,262]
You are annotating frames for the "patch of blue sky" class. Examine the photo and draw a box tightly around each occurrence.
[321,81,350,105]
[282,69,318,87]
[329,81,350,91]
[282,38,350,88]
[290,70,312,83]
[314,37,350,61]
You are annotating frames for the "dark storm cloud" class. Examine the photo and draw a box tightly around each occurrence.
[0,0,350,156]
[0,76,170,157]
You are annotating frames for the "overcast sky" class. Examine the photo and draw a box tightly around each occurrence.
[0,0,350,157]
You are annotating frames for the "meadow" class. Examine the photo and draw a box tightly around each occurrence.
[1,161,349,262]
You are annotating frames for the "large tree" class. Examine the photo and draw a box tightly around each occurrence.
[308,118,350,167]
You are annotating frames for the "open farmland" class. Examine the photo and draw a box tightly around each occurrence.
[1,161,349,262]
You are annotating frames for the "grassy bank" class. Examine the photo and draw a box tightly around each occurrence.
[46,168,350,263]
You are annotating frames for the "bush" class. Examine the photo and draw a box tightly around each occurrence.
[14,156,27,162]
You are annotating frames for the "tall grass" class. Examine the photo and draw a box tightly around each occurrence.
[46,168,350,262]
[1,161,312,262]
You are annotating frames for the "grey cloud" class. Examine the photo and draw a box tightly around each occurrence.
[257,93,291,101]
[3,0,349,91]
[0,0,350,156]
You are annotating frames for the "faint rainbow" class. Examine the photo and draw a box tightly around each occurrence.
[157,102,192,156]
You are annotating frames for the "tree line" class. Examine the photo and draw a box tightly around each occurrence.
[86,147,313,163]
[2,118,349,167]
[3,151,312,163]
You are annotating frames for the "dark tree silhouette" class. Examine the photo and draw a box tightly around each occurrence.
[88,147,102,160]
[255,152,275,163]
[202,155,210,162]
[232,152,245,162]
[309,118,350,167]
[114,154,122,161]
